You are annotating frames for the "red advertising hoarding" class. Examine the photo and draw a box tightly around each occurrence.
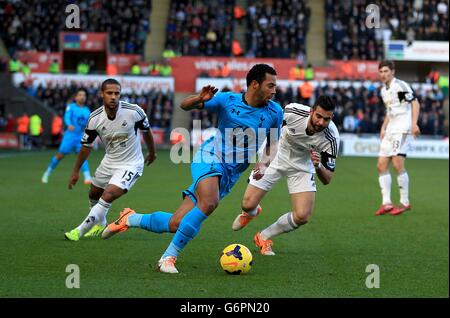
[0,133,19,149]
[171,57,381,92]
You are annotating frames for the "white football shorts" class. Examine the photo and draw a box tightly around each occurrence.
[379,133,413,157]
[248,163,317,194]
[92,162,143,191]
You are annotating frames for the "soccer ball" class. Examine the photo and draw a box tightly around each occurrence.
[219,243,253,275]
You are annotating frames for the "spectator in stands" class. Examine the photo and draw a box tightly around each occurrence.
[106,62,118,76]
[299,80,314,105]
[159,60,173,77]
[148,61,161,76]
[9,54,21,73]
[29,113,42,149]
[131,61,141,75]
[246,0,310,58]
[0,0,152,55]
[162,45,177,59]
[427,67,440,84]
[304,63,314,81]
[16,113,29,148]
[76,60,90,75]
[234,4,246,25]
[232,39,244,57]
[51,113,63,146]
[48,59,60,74]
[343,109,358,133]
[326,0,449,60]
[165,0,234,57]
[289,64,305,81]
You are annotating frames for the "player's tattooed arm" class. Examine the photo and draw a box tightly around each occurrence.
[180,85,218,110]
[69,146,92,189]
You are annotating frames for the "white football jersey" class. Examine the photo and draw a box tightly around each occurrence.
[380,77,416,134]
[273,103,340,174]
[81,101,150,167]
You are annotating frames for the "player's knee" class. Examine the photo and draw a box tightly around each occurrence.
[377,162,388,173]
[241,196,258,212]
[101,192,116,203]
[168,216,180,233]
[198,198,219,214]
[292,211,311,225]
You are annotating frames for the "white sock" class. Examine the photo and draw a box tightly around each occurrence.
[260,212,299,240]
[397,171,409,206]
[89,199,98,209]
[378,172,392,205]
[245,204,261,217]
[77,198,111,235]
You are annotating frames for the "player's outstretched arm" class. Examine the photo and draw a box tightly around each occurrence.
[142,128,157,166]
[180,85,218,111]
[68,146,92,189]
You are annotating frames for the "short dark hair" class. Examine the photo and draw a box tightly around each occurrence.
[101,78,121,91]
[313,95,335,112]
[76,87,88,96]
[378,60,395,70]
[246,64,277,87]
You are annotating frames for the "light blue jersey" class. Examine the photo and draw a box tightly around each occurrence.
[59,102,91,154]
[184,92,283,202]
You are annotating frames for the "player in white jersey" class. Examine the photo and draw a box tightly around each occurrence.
[231,96,340,255]
[64,79,157,241]
[375,61,421,216]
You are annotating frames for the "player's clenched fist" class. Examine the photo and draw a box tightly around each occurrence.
[310,150,321,168]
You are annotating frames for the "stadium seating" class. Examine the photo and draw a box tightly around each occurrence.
[17,81,174,130]
[245,0,310,58]
[0,0,152,55]
[192,84,447,136]
[165,0,234,56]
[325,0,449,60]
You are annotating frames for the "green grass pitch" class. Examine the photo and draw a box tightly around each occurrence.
[0,150,448,297]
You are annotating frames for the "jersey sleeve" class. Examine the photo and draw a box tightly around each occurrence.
[64,104,73,127]
[203,92,229,112]
[80,115,98,148]
[320,128,340,172]
[267,106,283,146]
[134,106,150,131]
[397,81,416,102]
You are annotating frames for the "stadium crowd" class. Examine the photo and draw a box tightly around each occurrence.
[17,82,174,130]
[192,83,447,136]
[325,0,449,60]
[165,0,234,56]
[245,0,310,59]
[0,0,152,55]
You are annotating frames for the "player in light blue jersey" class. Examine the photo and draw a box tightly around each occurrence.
[42,88,92,184]
[103,64,284,273]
